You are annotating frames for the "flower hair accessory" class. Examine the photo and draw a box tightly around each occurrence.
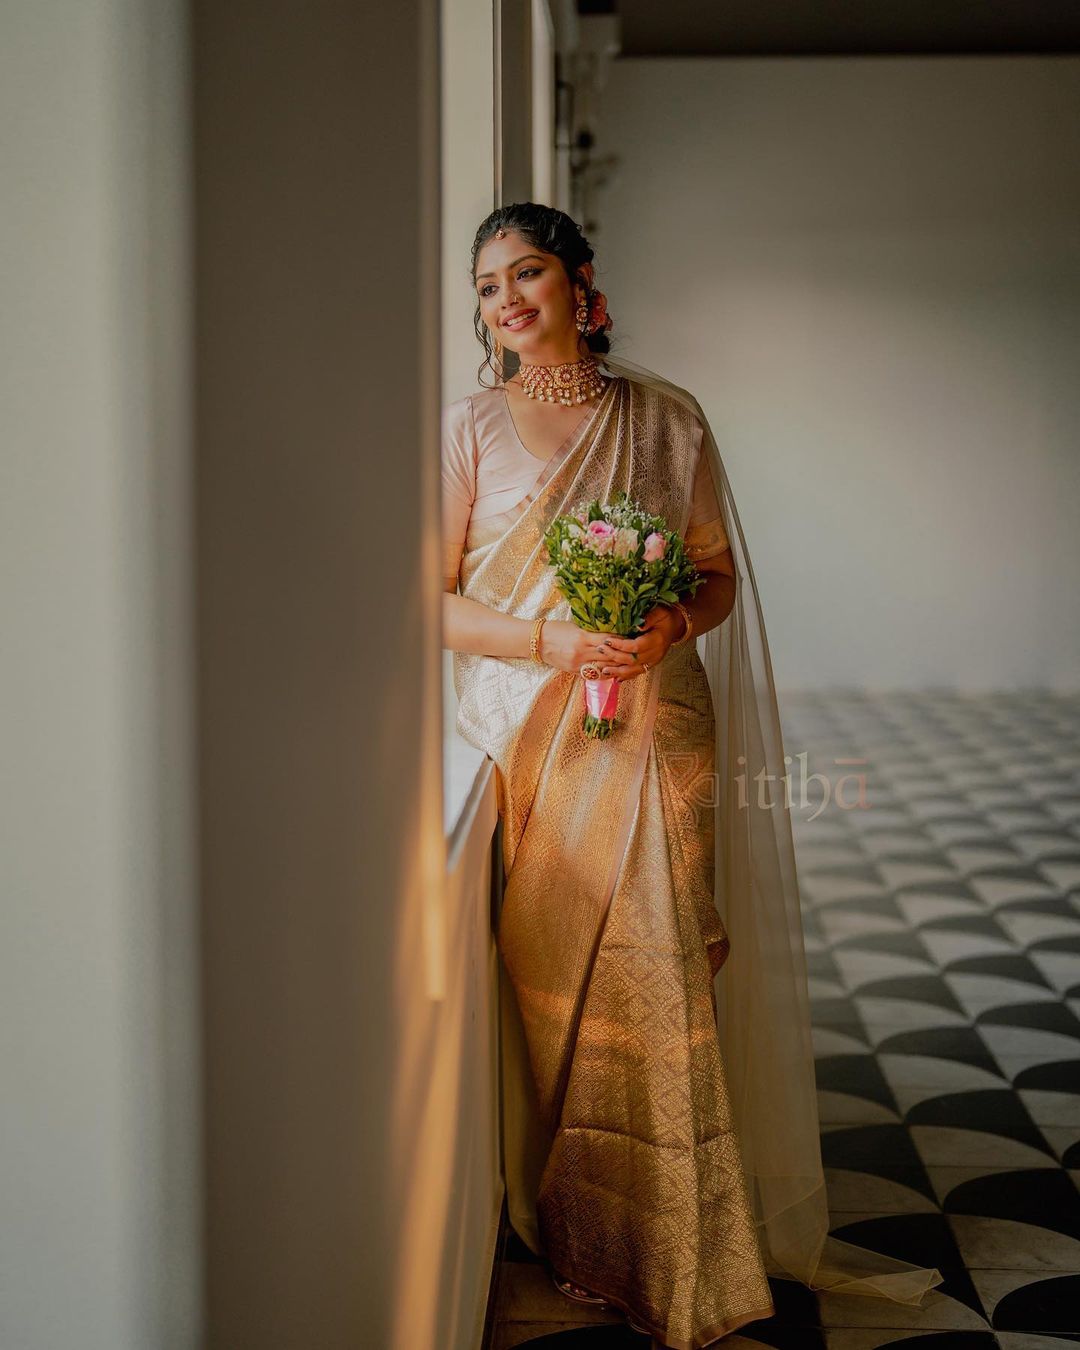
[577,261,614,338]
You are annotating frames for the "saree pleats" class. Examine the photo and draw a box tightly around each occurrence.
[535,642,775,1347]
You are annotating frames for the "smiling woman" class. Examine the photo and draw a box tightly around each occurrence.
[441,202,942,1349]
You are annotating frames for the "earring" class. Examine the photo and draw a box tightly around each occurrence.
[575,296,591,335]
[492,332,504,375]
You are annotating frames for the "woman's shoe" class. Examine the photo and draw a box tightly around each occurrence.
[550,1268,612,1308]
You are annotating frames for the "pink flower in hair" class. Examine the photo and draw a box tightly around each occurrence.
[578,261,614,336]
[588,289,613,336]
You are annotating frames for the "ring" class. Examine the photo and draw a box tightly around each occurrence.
[580,662,603,680]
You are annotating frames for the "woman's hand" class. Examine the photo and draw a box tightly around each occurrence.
[538,619,623,674]
[592,604,685,680]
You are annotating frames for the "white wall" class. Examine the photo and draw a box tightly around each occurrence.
[0,3,198,1347]
[596,56,1080,693]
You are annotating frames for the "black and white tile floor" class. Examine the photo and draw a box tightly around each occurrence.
[488,691,1080,1350]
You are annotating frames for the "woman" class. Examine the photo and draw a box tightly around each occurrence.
[442,204,941,1350]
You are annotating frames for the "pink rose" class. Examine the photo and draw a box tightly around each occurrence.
[643,531,666,562]
[586,519,616,554]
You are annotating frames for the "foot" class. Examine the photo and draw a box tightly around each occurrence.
[550,1269,611,1307]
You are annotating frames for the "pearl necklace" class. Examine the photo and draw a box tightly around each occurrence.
[518,355,607,406]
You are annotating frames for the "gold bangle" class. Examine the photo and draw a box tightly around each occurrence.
[530,615,547,664]
[669,600,693,646]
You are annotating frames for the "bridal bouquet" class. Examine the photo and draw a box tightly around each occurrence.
[542,490,704,739]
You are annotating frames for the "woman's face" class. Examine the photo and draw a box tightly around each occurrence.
[474,230,582,360]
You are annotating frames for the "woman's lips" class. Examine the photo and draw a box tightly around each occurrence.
[503,310,538,331]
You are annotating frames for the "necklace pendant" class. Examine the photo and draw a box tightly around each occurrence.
[518,354,606,407]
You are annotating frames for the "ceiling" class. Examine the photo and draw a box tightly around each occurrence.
[576,0,1080,57]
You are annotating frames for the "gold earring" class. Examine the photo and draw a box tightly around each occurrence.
[575,298,590,334]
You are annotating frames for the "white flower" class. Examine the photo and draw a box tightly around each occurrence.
[612,526,639,558]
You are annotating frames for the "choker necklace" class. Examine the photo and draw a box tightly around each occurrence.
[518,355,607,406]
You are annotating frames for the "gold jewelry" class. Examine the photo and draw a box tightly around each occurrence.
[580,661,603,680]
[530,616,547,664]
[495,227,506,238]
[669,600,694,646]
[519,355,606,406]
[642,662,650,672]
[575,299,590,333]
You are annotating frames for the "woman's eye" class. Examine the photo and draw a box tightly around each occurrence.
[480,268,540,298]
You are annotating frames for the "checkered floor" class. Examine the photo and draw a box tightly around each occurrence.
[488,690,1080,1350]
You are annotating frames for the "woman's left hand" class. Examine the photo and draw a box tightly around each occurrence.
[594,604,685,680]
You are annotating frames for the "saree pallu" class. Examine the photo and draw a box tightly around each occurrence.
[453,365,942,1349]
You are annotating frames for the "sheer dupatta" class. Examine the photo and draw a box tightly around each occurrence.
[599,353,943,1304]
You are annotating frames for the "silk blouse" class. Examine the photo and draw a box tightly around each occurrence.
[441,383,730,588]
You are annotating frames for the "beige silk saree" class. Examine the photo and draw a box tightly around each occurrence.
[451,356,942,1348]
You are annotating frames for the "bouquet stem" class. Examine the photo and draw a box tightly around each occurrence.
[580,665,620,739]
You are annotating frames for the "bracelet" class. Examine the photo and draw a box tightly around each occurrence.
[530,616,547,664]
[669,600,694,646]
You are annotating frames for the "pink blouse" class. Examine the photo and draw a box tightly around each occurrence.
[441,384,730,586]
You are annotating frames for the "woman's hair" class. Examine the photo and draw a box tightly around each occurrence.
[470,202,611,385]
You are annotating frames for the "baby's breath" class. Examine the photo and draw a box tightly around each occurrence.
[540,489,703,637]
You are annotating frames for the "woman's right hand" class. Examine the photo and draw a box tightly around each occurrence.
[539,619,637,676]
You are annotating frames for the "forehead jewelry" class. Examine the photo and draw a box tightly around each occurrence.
[495,228,506,238]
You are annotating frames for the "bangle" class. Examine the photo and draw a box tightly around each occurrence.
[530,616,547,664]
[669,600,693,646]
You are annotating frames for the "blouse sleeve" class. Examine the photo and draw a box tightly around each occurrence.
[683,415,731,562]
[441,396,476,588]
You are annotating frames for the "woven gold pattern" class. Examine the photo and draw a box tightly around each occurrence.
[453,376,773,1346]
